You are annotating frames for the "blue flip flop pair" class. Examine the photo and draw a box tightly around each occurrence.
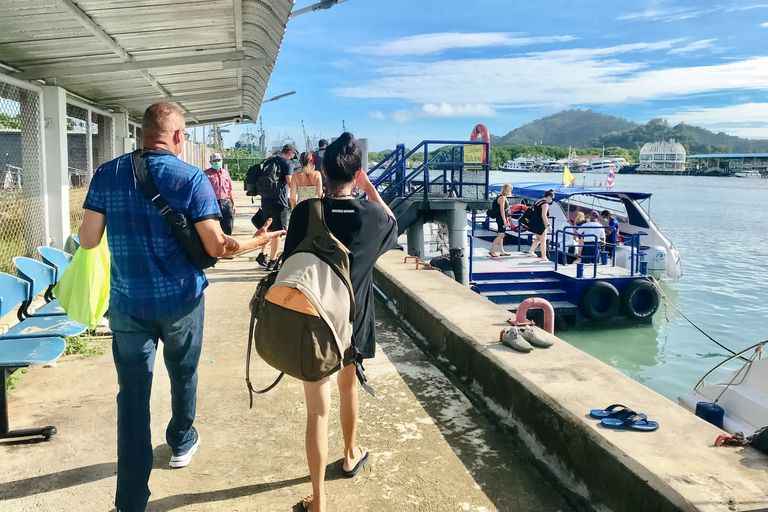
[589,404,659,432]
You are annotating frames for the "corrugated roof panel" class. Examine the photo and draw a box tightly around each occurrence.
[0,0,294,123]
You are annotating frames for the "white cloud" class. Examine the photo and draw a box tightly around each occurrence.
[368,111,386,120]
[334,41,768,110]
[667,39,718,55]
[666,103,768,138]
[350,32,577,56]
[391,103,496,123]
[618,2,768,22]
[762,22,768,27]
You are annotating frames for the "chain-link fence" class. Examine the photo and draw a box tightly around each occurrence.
[0,81,45,275]
[66,103,90,233]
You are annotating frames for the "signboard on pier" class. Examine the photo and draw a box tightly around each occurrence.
[464,144,484,170]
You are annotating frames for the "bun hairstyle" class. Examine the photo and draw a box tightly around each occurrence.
[299,151,313,170]
[544,189,555,199]
[324,132,361,184]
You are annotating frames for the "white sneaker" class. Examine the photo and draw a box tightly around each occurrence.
[500,327,533,353]
[169,429,201,468]
[521,325,554,348]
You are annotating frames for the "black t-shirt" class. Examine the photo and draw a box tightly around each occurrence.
[313,148,326,172]
[283,198,398,359]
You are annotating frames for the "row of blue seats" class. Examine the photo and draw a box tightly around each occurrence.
[1,237,89,441]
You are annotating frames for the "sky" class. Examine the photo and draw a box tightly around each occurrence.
[218,0,768,151]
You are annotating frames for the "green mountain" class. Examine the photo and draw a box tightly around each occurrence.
[490,109,638,147]
[589,120,768,154]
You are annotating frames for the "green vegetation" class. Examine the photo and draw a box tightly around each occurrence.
[0,112,21,130]
[589,120,768,154]
[491,110,637,147]
[5,368,27,390]
[222,147,262,180]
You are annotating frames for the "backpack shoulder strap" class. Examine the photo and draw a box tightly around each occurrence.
[245,300,284,405]
[130,149,174,217]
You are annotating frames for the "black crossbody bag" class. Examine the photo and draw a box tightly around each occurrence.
[130,149,218,270]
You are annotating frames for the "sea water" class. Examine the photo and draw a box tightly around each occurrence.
[489,171,768,401]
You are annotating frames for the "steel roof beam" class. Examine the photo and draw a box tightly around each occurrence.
[55,0,199,122]
[14,52,248,81]
[114,90,244,109]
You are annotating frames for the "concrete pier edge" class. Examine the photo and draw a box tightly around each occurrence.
[373,250,768,512]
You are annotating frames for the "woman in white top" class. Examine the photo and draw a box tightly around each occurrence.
[290,151,323,209]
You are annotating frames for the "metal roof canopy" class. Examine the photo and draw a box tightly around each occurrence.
[687,154,768,159]
[0,0,295,125]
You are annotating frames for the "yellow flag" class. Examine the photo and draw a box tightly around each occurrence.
[563,166,576,187]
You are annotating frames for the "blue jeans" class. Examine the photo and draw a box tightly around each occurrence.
[110,295,205,512]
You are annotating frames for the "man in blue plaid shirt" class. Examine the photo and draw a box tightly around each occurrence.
[78,103,283,512]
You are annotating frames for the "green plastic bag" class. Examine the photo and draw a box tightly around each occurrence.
[53,237,110,330]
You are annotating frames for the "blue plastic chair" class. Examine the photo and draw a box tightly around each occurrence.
[38,247,73,281]
[64,234,80,255]
[13,257,66,318]
[2,268,85,338]
[0,272,67,440]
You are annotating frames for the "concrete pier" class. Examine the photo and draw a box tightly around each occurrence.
[373,251,768,512]
[406,220,424,259]
[446,207,470,286]
[0,188,574,512]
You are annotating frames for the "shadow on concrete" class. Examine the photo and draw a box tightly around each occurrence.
[147,461,348,511]
[0,462,116,500]
[374,302,579,512]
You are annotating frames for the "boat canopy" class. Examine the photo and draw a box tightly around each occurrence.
[489,182,652,201]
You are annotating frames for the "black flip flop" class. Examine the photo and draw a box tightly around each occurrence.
[342,450,369,478]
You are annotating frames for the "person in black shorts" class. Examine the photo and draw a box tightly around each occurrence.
[489,183,513,257]
[261,144,297,270]
[527,189,555,260]
[283,133,397,512]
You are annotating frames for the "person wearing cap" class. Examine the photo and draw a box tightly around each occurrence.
[577,210,607,264]
[259,143,297,271]
[204,153,236,235]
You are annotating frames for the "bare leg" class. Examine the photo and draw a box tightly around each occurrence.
[303,378,331,512]
[338,364,367,472]
[269,236,280,261]
[540,233,548,260]
[489,234,503,256]
[528,236,540,255]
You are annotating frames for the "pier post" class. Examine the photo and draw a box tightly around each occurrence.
[406,220,424,260]
[446,207,470,287]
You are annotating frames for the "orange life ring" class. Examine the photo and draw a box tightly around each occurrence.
[470,124,490,164]
[510,204,528,213]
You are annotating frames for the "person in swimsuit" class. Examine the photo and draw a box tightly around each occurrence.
[289,151,324,209]
[527,189,555,260]
[489,183,513,257]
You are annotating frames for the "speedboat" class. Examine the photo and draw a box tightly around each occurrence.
[500,158,536,172]
[584,159,616,174]
[734,170,761,178]
[489,182,683,281]
[679,342,767,436]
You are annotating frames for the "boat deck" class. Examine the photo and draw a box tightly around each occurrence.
[470,228,639,281]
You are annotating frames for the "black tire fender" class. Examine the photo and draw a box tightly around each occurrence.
[578,281,620,322]
[620,279,660,321]
[429,256,455,280]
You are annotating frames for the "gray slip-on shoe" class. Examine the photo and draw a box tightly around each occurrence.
[500,327,533,353]
[521,325,554,348]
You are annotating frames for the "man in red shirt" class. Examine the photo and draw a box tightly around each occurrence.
[204,153,236,235]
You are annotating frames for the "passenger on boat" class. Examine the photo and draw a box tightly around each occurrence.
[290,151,324,209]
[600,210,620,255]
[578,210,606,263]
[527,189,555,259]
[489,183,513,257]
[568,211,586,264]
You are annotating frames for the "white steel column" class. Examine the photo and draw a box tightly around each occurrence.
[113,112,130,155]
[42,86,70,249]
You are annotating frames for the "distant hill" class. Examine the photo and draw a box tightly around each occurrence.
[490,110,638,147]
[589,120,768,154]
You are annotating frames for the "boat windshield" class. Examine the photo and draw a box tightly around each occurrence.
[560,194,629,224]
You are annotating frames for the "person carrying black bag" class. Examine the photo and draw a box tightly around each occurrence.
[77,102,284,512]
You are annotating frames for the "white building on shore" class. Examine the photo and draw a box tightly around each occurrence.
[638,139,686,174]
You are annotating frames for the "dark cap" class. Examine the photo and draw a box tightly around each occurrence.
[590,210,600,218]
[318,139,329,147]
[282,143,299,155]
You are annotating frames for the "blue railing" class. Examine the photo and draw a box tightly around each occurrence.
[552,226,649,277]
[368,140,490,203]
